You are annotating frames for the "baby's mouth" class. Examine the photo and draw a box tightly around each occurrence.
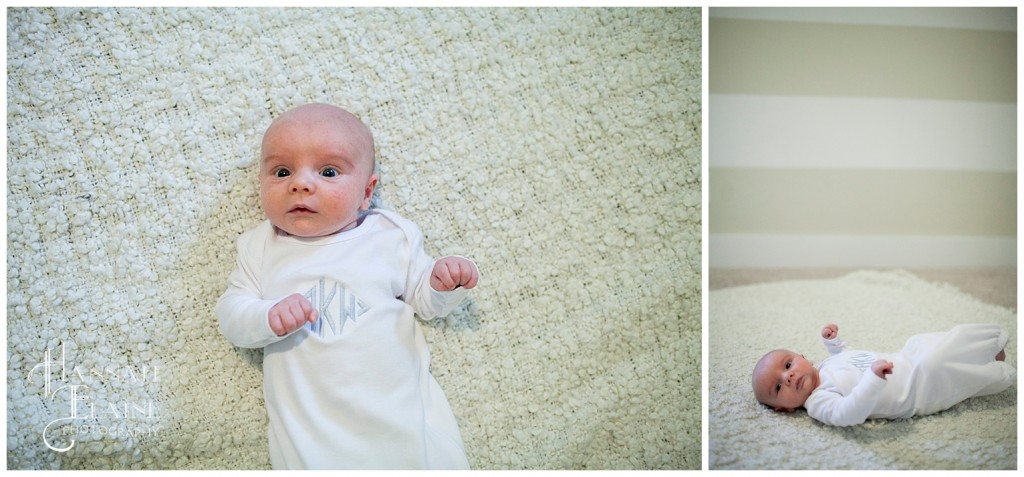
[289,205,316,214]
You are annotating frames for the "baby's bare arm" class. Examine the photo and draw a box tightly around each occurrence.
[268,293,318,336]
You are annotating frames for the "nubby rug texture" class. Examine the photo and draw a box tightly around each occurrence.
[710,270,1016,470]
[6,8,701,469]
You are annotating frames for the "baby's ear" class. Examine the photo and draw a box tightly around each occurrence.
[361,174,379,210]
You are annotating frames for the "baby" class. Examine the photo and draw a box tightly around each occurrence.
[216,103,479,469]
[752,323,1015,427]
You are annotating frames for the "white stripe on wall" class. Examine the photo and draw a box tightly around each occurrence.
[710,93,1017,172]
[709,7,1017,32]
[710,234,1016,269]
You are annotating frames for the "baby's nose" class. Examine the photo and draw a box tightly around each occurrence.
[290,172,315,192]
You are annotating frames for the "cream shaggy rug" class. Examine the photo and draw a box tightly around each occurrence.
[6,7,701,469]
[710,270,1017,470]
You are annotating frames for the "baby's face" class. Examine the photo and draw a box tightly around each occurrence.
[752,350,820,412]
[259,105,377,237]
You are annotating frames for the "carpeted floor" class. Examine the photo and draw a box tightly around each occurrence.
[709,269,1017,470]
[710,268,1017,311]
[6,8,701,470]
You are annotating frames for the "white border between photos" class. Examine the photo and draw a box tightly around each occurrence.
[703,1,1020,474]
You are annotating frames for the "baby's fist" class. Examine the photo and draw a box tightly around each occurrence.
[872,359,893,379]
[822,323,838,340]
[268,293,317,336]
[431,256,479,292]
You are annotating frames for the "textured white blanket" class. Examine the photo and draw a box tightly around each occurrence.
[6,8,701,469]
[710,270,1016,470]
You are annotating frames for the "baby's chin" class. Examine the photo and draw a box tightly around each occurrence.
[273,222,334,238]
[275,218,362,238]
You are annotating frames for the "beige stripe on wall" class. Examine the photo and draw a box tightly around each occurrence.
[709,168,1016,236]
[709,17,1017,102]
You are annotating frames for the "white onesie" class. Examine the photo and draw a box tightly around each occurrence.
[805,323,1015,427]
[216,209,471,469]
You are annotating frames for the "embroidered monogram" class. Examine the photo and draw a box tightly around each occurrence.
[847,352,875,372]
[304,278,369,337]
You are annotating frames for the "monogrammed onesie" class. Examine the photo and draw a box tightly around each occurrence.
[805,323,1015,427]
[216,209,470,469]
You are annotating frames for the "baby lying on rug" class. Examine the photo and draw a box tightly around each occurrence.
[752,323,1015,427]
[217,103,479,469]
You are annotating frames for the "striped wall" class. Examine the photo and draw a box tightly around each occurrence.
[709,7,1017,268]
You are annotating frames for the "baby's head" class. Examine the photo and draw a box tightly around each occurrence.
[259,103,378,237]
[751,349,820,412]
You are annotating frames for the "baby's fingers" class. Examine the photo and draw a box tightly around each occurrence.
[431,257,480,291]
[461,268,479,289]
[871,359,894,379]
[299,296,318,324]
[453,260,479,289]
[269,308,302,336]
[269,313,287,336]
[821,323,838,339]
[431,262,456,291]
[269,294,316,336]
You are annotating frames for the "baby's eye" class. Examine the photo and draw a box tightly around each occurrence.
[785,361,792,369]
[775,384,782,392]
[320,167,339,178]
[274,168,290,178]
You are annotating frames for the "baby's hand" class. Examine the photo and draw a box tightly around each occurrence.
[268,293,318,336]
[871,359,893,379]
[431,256,480,292]
[821,323,838,340]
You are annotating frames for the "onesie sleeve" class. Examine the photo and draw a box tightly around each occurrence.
[804,372,887,427]
[215,225,289,349]
[391,212,472,321]
[822,336,848,356]
[409,255,474,321]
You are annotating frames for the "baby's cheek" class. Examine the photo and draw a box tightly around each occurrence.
[259,186,282,209]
